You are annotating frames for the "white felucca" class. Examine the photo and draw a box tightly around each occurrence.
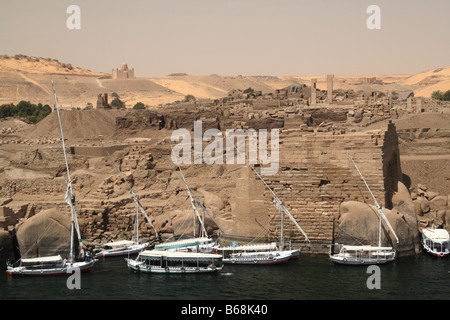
[153,149,224,253]
[94,146,160,258]
[7,81,95,275]
[216,164,309,265]
[329,152,399,265]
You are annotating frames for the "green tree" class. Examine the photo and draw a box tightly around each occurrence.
[184,94,196,102]
[444,90,450,101]
[0,101,51,123]
[111,97,125,109]
[133,102,146,109]
[431,90,442,100]
[431,90,450,101]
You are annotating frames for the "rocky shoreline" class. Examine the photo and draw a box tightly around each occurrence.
[1,85,449,262]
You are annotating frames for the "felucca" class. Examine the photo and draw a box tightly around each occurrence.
[7,81,95,275]
[329,152,399,265]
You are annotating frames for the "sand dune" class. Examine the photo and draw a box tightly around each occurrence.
[0,55,103,76]
[1,55,449,107]
[400,66,450,85]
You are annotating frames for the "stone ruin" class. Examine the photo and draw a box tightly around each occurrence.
[1,73,449,259]
[96,93,110,109]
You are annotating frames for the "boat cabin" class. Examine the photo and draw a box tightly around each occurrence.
[422,228,450,257]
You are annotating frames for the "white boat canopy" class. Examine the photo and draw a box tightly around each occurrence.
[340,245,394,251]
[139,250,221,259]
[104,240,135,247]
[21,255,63,263]
[216,242,278,251]
[154,237,211,250]
[422,228,450,242]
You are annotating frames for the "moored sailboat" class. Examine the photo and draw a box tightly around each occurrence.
[216,164,309,265]
[94,146,160,258]
[329,152,399,265]
[216,242,292,265]
[153,149,223,253]
[6,81,95,275]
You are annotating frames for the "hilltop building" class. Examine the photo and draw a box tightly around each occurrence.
[112,63,135,79]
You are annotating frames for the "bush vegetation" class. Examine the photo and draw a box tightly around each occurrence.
[0,101,52,123]
[431,90,450,101]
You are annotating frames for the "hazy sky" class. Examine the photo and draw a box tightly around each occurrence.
[1,0,449,77]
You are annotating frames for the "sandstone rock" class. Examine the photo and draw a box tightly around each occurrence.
[154,215,174,234]
[336,201,420,255]
[413,199,424,217]
[0,230,16,261]
[429,195,448,210]
[416,196,430,214]
[445,210,450,233]
[16,208,71,259]
[435,210,446,227]
[197,188,225,212]
[417,183,427,191]
[391,181,415,218]
[426,191,439,201]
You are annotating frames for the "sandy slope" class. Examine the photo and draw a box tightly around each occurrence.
[0,55,449,107]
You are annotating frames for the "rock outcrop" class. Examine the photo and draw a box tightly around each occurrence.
[15,208,71,259]
[335,199,420,256]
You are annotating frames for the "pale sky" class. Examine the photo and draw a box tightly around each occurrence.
[1,0,449,77]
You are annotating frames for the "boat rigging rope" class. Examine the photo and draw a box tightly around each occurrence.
[12,218,59,264]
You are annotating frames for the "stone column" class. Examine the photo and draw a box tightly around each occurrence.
[327,74,334,103]
[406,97,412,113]
[311,78,317,105]
[415,97,423,113]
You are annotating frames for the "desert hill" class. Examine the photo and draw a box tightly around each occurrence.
[0,55,449,109]
[0,55,449,260]
[0,54,103,76]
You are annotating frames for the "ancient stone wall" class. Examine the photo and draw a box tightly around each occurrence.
[258,122,401,253]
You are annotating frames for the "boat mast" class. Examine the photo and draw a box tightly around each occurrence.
[249,164,310,246]
[51,79,84,261]
[101,144,159,240]
[162,148,224,235]
[346,151,399,245]
[170,149,208,237]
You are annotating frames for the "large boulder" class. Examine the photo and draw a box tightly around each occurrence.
[335,201,420,256]
[391,181,416,218]
[0,230,16,261]
[15,208,71,259]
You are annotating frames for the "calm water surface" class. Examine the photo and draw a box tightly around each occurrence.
[1,253,448,300]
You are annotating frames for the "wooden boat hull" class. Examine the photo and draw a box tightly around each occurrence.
[422,243,449,258]
[6,260,95,276]
[223,252,292,265]
[329,255,395,265]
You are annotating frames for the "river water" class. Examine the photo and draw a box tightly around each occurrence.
[1,253,448,301]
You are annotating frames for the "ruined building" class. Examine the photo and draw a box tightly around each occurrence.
[253,122,403,253]
[96,93,110,109]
